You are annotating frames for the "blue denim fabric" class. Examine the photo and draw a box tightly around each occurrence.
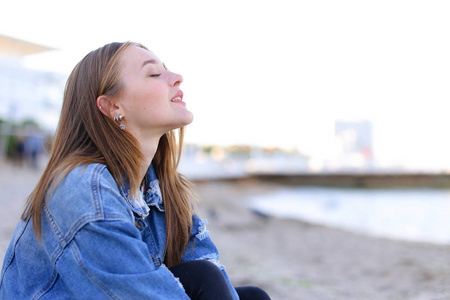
[0,163,239,300]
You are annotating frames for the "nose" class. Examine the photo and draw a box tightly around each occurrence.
[170,72,183,87]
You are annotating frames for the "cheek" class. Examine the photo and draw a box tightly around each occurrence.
[123,81,168,113]
[130,90,159,108]
[151,86,168,101]
[140,83,166,100]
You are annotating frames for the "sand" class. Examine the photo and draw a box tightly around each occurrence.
[1,161,449,300]
[194,179,450,300]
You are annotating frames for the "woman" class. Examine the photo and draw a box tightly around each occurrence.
[0,42,270,299]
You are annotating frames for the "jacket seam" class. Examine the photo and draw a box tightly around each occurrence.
[47,214,131,281]
[31,269,59,300]
[61,214,127,248]
[43,204,66,247]
[0,220,28,288]
[69,240,120,300]
[46,164,124,250]
[91,164,105,218]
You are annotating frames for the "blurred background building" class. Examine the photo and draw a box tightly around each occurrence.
[332,120,374,171]
[0,34,65,162]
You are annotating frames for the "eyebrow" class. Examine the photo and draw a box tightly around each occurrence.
[141,59,157,68]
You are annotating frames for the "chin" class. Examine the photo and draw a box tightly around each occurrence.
[186,113,194,125]
[181,111,194,126]
[169,114,194,131]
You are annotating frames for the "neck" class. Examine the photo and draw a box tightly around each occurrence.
[139,136,160,182]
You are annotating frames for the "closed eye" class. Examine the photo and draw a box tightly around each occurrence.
[150,74,161,77]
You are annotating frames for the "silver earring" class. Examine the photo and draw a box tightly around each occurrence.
[114,114,125,130]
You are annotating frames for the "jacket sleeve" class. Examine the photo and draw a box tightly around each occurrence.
[181,213,239,300]
[55,218,190,300]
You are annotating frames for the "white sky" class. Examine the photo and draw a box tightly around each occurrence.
[2,0,450,169]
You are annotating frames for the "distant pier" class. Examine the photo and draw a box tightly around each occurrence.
[247,172,450,188]
[193,172,450,189]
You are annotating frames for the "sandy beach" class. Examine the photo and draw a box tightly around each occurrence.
[1,161,450,300]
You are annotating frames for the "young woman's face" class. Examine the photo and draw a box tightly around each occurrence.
[116,46,193,140]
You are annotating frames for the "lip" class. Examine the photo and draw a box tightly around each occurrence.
[171,90,186,106]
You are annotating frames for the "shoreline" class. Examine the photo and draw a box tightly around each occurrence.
[1,162,450,299]
[193,179,450,300]
[245,185,450,247]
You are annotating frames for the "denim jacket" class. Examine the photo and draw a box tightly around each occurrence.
[0,163,239,299]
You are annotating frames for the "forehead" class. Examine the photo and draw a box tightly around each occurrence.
[120,46,162,70]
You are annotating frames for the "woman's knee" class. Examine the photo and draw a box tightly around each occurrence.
[170,260,223,282]
[169,260,234,299]
[235,286,271,300]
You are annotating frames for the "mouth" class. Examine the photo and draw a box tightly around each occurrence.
[171,96,182,102]
[171,90,185,105]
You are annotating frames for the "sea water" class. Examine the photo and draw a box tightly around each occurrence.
[248,187,450,245]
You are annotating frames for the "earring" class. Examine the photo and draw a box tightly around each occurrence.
[114,114,125,130]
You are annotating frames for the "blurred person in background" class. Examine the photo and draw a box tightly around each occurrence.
[24,127,44,169]
[0,41,270,300]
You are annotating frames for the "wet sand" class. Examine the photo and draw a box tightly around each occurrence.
[1,161,450,299]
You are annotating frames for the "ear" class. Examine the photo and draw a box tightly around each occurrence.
[96,95,120,117]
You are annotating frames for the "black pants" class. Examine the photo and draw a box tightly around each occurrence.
[170,260,271,300]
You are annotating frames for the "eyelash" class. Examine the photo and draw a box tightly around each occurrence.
[150,74,161,77]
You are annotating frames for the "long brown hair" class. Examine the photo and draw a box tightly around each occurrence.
[22,41,196,267]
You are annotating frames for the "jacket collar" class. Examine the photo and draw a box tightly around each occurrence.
[121,164,165,218]
[143,164,165,212]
